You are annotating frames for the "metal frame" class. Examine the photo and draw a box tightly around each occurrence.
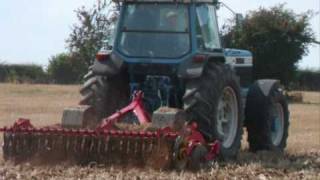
[0,90,220,166]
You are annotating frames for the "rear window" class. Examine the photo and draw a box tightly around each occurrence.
[117,3,191,58]
[122,3,189,32]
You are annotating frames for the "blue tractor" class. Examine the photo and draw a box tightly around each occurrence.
[79,0,289,160]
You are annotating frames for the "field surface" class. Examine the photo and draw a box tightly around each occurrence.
[0,83,319,179]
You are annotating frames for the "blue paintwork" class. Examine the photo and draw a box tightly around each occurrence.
[113,3,199,65]
[109,2,253,110]
[113,4,252,67]
[224,48,252,58]
[112,50,194,65]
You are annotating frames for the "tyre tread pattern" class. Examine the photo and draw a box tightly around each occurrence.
[245,84,289,152]
[183,62,243,160]
[79,71,129,122]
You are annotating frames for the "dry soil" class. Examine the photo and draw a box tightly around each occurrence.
[0,83,319,180]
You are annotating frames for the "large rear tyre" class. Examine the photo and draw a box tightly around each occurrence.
[183,62,243,160]
[79,70,130,122]
[245,82,289,152]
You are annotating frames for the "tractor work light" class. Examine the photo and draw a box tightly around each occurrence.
[192,54,206,63]
[96,50,110,61]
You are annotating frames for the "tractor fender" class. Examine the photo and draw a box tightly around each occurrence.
[178,52,225,79]
[177,60,206,79]
[91,52,125,76]
[251,79,281,97]
[244,79,281,127]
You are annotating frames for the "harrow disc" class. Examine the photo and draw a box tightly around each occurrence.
[2,128,176,169]
[1,116,220,170]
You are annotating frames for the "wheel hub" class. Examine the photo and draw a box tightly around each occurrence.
[271,103,284,146]
[216,87,238,148]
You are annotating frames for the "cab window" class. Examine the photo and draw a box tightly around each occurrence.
[196,4,221,50]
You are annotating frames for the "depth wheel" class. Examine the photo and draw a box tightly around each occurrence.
[189,145,208,170]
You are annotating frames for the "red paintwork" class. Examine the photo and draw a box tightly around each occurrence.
[204,140,220,161]
[0,90,220,164]
[13,118,34,130]
[97,91,151,131]
[184,122,206,156]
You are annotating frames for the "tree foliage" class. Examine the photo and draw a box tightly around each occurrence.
[222,4,315,85]
[47,53,87,84]
[46,1,119,84]
[66,0,118,67]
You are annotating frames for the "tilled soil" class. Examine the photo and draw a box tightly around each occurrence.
[0,84,319,179]
[0,150,319,179]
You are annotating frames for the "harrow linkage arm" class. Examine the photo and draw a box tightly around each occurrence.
[97,91,151,131]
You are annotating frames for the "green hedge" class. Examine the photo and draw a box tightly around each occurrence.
[0,64,48,83]
[294,70,320,91]
[47,53,87,84]
[0,63,318,89]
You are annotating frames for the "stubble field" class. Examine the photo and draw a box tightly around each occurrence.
[0,83,319,179]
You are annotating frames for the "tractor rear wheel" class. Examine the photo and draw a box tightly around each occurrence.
[245,82,289,152]
[79,71,130,122]
[183,62,243,160]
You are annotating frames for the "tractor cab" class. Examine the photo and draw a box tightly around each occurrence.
[0,0,290,167]
[111,0,222,65]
